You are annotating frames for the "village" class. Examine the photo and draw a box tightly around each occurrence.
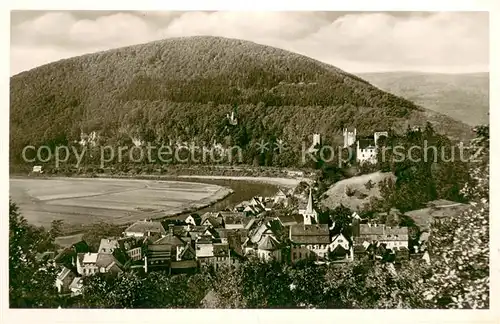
[42,126,471,300]
[48,183,469,298]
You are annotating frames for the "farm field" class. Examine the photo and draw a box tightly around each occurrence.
[9,177,232,227]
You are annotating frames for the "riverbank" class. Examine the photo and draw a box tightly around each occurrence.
[10,172,296,234]
[10,177,234,228]
[177,175,310,188]
[10,164,318,180]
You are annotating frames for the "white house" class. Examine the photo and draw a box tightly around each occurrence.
[329,233,350,251]
[77,253,99,276]
[184,215,197,226]
[273,189,289,207]
[76,252,122,276]
[356,140,377,165]
[195,236,215,258]
[356,223,409,250]
[289,224,330,263]
[356,131,388,164]
[329,233,353,260]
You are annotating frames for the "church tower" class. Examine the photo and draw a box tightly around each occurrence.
[302,188,318,225]
[343,128,357,148]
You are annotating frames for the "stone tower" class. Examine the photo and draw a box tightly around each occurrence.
[374,131,389,147]
[312,133,321,147]
[343,128,357,148]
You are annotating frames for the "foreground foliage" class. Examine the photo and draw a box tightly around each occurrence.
[9,201,59,307]
[424,125,489,308]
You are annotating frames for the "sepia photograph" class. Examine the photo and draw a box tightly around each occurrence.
[6,6,492,317]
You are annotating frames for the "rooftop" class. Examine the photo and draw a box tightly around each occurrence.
[124,220,166,235]
[98,238,119,254]
[290,224,330,244]
[359,224,408,236]
[257,235,280,251]
[96,253,122,269]
[153,234,185,246]
[57,267,73,280]
[358,138,375,149]
[82,252,98,264]
[69,277,83,290]
[213,243,230,257]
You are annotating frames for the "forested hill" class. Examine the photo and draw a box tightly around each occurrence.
[10,36,473,166]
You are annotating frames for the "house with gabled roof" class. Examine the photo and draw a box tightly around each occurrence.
[355,223,409,249]
[213,243,231,270]
[250,197,266,209]
[152,225,191,263]
[170,243,198,273]
[173,214,198,226]
[201,212,224,228]
[96,253,123,274]
[220,212,248,230]
[187,225,209,241]
[145,244,171,271]
[117,236,144,261]
[257,235,281,262]
[196,235,216,266]
[289,224,330,263]
[273,188,289,207]
[76,252,122,276]
[123,220,166,238]
[55,266,76,294]
[329,232,353,260]
[243,204,264,216]
[248,218,282,245]
[98,238,120,254]
[275,214,303,227]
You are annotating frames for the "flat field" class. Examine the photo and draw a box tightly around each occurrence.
[9,177,231,227]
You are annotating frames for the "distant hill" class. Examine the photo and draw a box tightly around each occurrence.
[359,71,489,126]
[10,36,473,167]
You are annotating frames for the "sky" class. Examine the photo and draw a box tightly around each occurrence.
[10,11,489,75]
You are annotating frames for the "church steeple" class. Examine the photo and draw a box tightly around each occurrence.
[301,187,318,225]
[306,187,314,214]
